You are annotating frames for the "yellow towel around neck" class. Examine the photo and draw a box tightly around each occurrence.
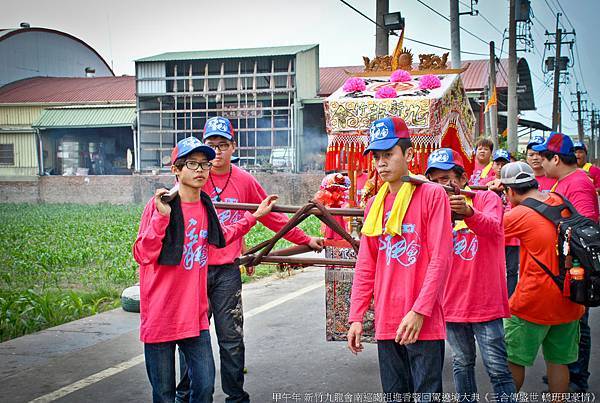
[453,186,474,232]
[480,161,493,179]
[361,179,416,237]
[583,162,592,172]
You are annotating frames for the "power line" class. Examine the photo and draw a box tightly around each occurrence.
[404,37,485,55]
[337,0,487,56]
[414,0,502,53]
[458,0,504,36]
[549,0,575,31]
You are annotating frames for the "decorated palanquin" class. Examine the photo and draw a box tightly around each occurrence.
[323,72,476,177]
[324,241,375,343]
[321,40,476,342]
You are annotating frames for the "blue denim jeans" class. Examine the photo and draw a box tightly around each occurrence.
[446,319,516,396]
[377,339,445,394]
[505,246,519,298]
[177,264,248,403]
[144,331,215,403]
[568,309,590,392]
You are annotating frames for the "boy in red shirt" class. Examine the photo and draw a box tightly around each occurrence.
[347,117,453,393]
[425,148,515,396]
[133,137,277,402]
[499,161,584,394]
[177,117,323,403]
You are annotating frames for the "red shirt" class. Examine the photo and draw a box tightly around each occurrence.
[133,198,256,343]
[444,191,511,322]
[469,161,495,186]
[582,164,600,190]
[349,183,453,340]
[553,169,599,222]
[504,193,585,325]
[536,175,557,193]
[203,165,311,265]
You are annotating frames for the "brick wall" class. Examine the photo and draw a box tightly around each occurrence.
[0,173,323,205]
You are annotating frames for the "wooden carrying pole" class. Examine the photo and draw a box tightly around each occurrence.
[221,200,361,268]
[213,202,364,217]
[401,176,477,198]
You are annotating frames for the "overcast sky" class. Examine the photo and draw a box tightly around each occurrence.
[3,0,599,134]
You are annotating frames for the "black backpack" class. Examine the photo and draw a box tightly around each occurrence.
[521,193,600,307]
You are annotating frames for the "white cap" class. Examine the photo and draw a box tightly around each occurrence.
[500,161,536,185]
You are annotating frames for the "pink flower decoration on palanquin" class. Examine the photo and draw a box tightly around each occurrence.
[390,69,412,83]
[419,74,442,90]
[375,86,398,99]
[343,77,366,92]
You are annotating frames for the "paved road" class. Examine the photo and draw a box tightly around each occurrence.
[1,267,599,402]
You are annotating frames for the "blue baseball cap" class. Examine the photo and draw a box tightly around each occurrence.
[493,149,511,162]
[364,116,410,155]
[573,141,587,152]
[526,135,545,150]
[203,116,235,141]
[532,132,575,156]
[425,148,465,175]
[170,136,215,163]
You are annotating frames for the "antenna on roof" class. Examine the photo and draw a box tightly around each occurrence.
[20,22,31,28]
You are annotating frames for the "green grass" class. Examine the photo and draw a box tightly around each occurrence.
[0,204,321,341]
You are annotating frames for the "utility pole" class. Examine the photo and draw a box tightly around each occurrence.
[577,89,583,142]
[375,0,389,56]
[488,41,498,150]
[591,109,596,162]
[552,25,562,131]
[484,85,491,137]
[545,13,575,132]
[507,0,519,154]
[558,93,562,132]
[450,0,461,68]
[572,86,587,142]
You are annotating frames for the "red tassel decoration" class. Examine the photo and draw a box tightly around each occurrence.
[563,271,571,297]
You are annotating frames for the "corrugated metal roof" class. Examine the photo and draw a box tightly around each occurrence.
[0,27,115,76]
[33,105,136,128]
[318,66,364,97]
[136,44,318,62]
[0,76,135,104]
[318,59,513,97]
[0,29,19,39]
[460,59,509,91]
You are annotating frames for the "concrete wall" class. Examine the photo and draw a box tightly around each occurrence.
[0,173,323,205]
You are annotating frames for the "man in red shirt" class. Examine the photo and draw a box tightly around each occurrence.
[347,117,453,393]
[534,132,599,222]
[533,133,598,393]
[500,161,584,394]
[425,148,514,395]
[573,141,600,194]
[176,117,323,403]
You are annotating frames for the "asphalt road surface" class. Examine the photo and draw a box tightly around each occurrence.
[1,267,598,402]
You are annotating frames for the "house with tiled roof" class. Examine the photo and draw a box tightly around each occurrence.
[0,76,136,177]
[0,25,136,178]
